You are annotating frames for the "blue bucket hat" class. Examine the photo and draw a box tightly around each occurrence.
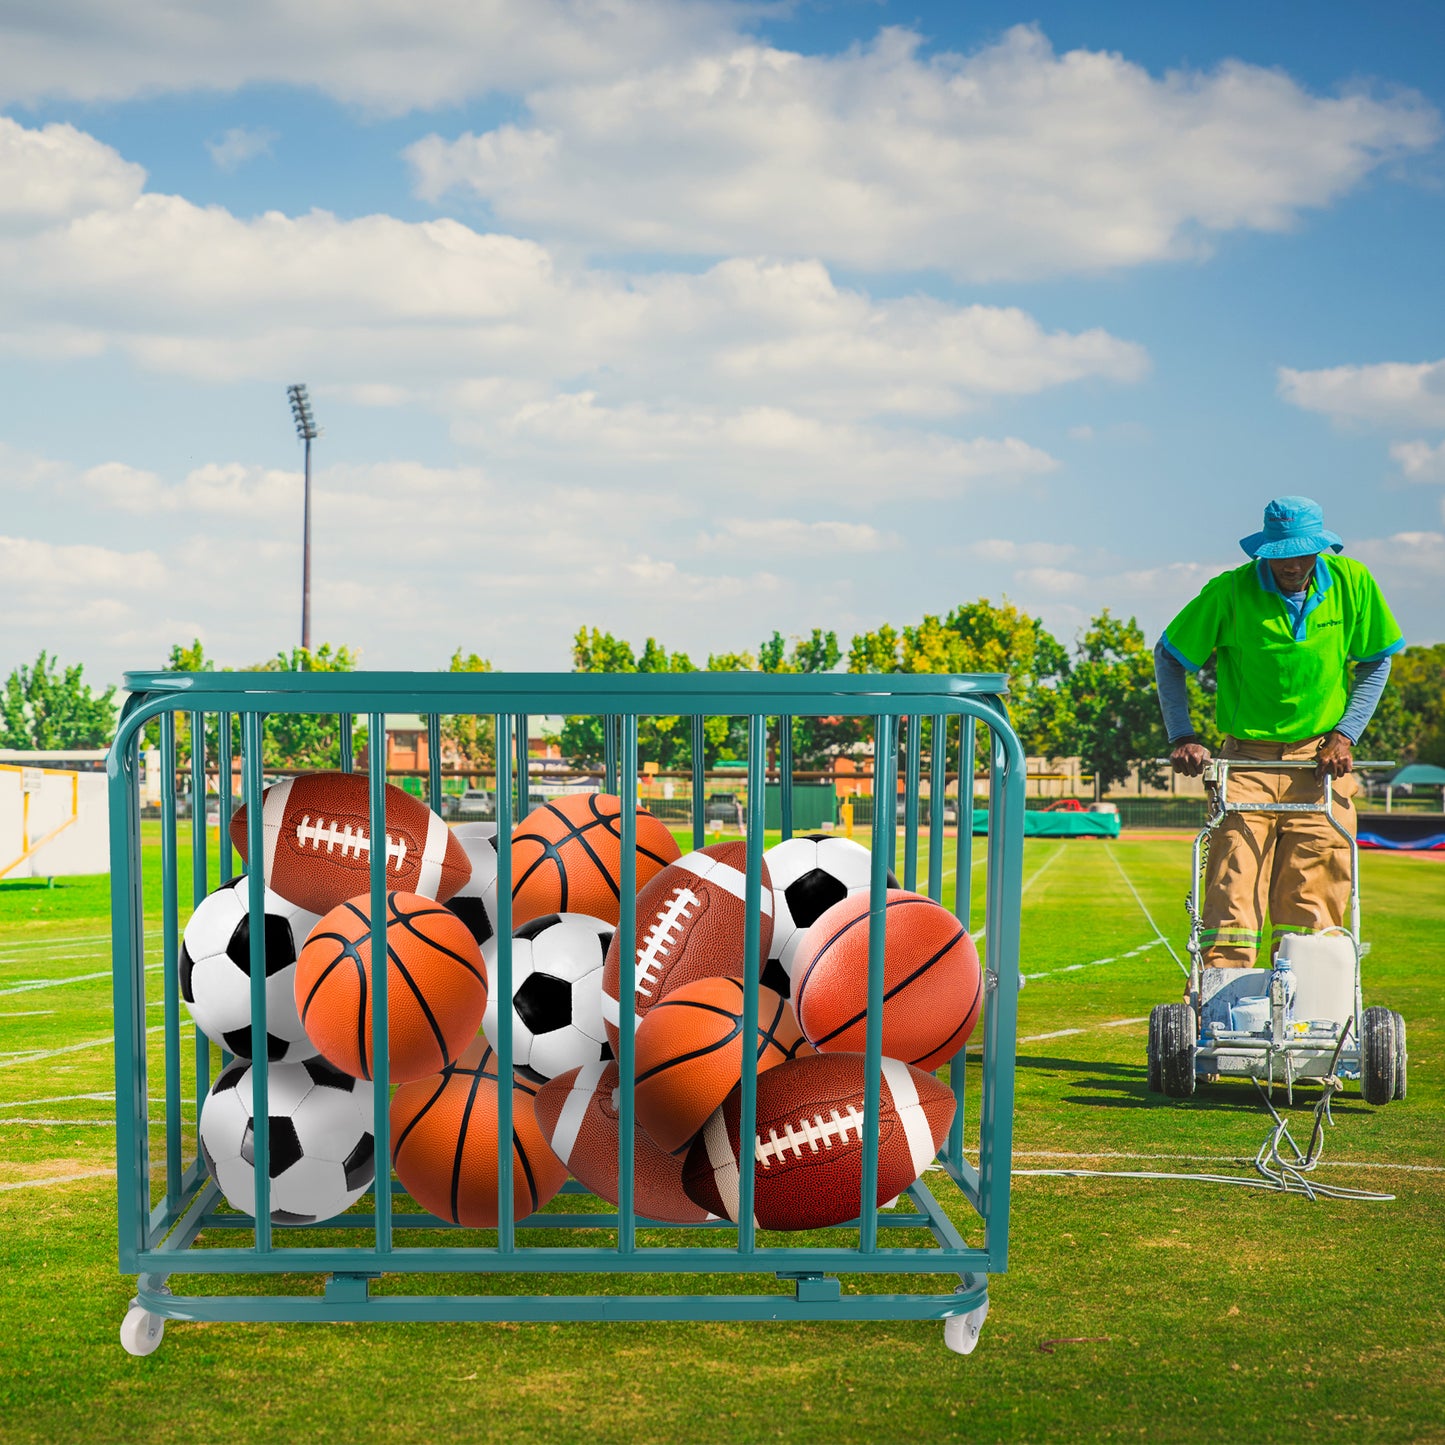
[1239,495,1344,559]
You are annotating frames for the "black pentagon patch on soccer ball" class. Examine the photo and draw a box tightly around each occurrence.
[784,868,849,930]
[760,957,791,1000]
[599,1039,614,1062]
[516,1061,549,1086]
[199,1133,219,1181]
[596,929,614,961]
[885,868,900,889]
[515,972,572,1034]
[447,896,494,948]
[225,911,299,978]
[213,1059,249,1093]
[515,913,562,942]
[344,1132,375,1191]
[222,1026,256,1059]
[270,1208,315,1227]
[240,1115,304,1176]
[304,1056,356,1092]
[179,943,197,1003]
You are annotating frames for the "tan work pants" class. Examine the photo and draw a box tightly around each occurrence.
[1200,736,1358,968]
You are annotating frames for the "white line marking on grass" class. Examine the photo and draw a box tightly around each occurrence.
[0,962,162,998]
[0,1118,116,1126]
[0,928,162,952]
[1024,938,1165,982]
[1105,843,1188,975]
[0,1092,115,1109]
[0,1023,165,1069]
[1018,1017,1148,1045]
[975,843,1065,947]
[0,1010,55,1017]
[1000,1149,1445,1173]
[0,1169,115,1193]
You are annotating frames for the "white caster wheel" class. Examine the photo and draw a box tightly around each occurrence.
[121,1301,164,1356]
[943,1297,988,1356]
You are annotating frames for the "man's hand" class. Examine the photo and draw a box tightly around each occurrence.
[1317,730,1354,777]
[1170,740,1210,776]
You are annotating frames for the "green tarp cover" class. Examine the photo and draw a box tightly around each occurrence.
[972,808,1120,838]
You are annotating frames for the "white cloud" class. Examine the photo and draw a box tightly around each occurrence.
[206,127,276,172]
[968,539,1078,565]
[697,518,899,555]
[0,534,166,591]
[409,25,1439,279]
[1015,565,1087,594]
[1354,529,1445,576]
[1390,439,1445,482]
[0,117,144,233]
[1278,359,1445,429]
[0,0,737,113]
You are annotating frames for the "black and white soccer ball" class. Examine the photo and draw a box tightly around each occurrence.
[446,822,500,949]
[180,875,320,1061]
[482,912,614,1083]
[763,834,900,995]
[198,1056,375,1224]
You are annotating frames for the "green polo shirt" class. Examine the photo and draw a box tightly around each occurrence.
[1161,555,1403,742]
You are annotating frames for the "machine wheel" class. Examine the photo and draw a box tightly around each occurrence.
[943,1296,988,1356]
[1158,1003,1196,1099]
[120,1302,164,1356]
[1361,1006,1398,1106]
[1146,1007,1165,1093]
[1392,1010,1408,1101]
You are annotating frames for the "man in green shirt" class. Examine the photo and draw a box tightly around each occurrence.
[1154,497,1403,967]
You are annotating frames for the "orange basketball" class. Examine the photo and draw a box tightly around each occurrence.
[390,1039,566,1227]
[510,793,680,927]
[634,978,814,1154]
[295,891,487,1083]
[791,889,982,1072]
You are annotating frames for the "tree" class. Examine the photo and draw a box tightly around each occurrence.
[1,651,116,750]
[1065,611,1168,798]
[437,649,495,772]
[1388,643,1445,765]
[256,644,362,770]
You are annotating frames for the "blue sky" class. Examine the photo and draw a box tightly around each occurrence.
[2,1,1442,689]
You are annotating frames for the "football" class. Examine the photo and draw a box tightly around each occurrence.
[601,843,774,1052]
[681,1052,955,1231]
[446,823,500,949]
[230,771,470,915]
[481,912,615,1083]
[764,835,898,996]
[179,875,319,1061]
[197,1056,375,1224]
[533,1061,712,1224]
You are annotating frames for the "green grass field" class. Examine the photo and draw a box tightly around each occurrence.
[1,827,1442,1443]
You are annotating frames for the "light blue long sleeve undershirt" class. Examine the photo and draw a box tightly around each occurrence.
[1152,639,1393,745]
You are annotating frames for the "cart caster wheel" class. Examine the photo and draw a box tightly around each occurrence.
[1392,1010,1407,1102]
[944,1297,988,1356]
[1146,1007,1164,1093]
[121,1302,164,1356]
[1361,1006,1398,1106]
[1156,1003,1196,1098]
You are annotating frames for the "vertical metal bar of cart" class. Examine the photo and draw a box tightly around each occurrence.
[339,713,354,773]
[514,714,530,821]
[158,713,182,1212]
[948,716,977,1171]
[690,715,706,850]
[190,710,207,903]
[604,716,619,795]
[366,710,392,1256]
[616,714,639,1254]
[860,711,898,1249]
[903,715,921,892]
[735,715,766,1252]
[242,711,272,1248]
[778,715,794,841]
[217,712,234,885]
[427,715,443,817]
[494,714,516,1247]
[927,714,945,903]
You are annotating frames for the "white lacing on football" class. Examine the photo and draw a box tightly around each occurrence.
[634,887,699,1000]
[294,815,409,873]
[754,1105,864,1168]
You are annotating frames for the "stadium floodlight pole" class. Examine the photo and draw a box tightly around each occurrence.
[287,383,319,653]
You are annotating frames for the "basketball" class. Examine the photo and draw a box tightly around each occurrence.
[294,891,488,1084]
[390,1039,567,1228]
[510,793,680,927]
[790,889,982,1072]
[634,979,813,1154]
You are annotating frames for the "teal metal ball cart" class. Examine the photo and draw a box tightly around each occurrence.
[109,672,1024,1355]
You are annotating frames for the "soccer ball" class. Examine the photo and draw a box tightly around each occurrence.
[764,834,900,994]
[447,823,500,949]
[180,875,320,1061]
[482,912,614,1083]
[198,1056,375,1224]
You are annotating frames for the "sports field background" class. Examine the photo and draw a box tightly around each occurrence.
[1,828,1441,1443]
